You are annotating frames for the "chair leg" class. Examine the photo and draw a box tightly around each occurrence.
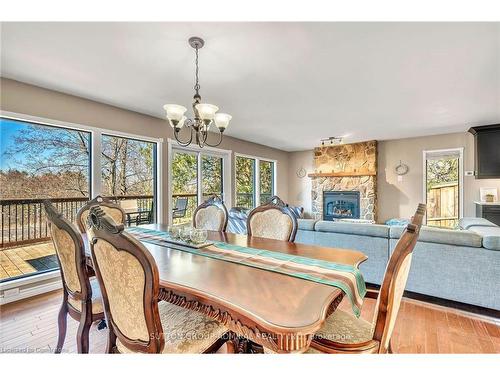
[55,302,68,354]
[106,328,117,354]
[77,304,92,354]
[225,340,237,354]
[388,341,394,354]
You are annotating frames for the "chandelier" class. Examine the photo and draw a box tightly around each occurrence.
[163,37,231,148]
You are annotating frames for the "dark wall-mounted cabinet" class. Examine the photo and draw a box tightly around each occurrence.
[468,124,500,179]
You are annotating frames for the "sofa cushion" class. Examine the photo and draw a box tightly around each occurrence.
[390,225,482,248]
[228,207,250,221]
[466,226,500,251]
[315,221,389,238]
[458,217,498,230]
[297,219,317,231]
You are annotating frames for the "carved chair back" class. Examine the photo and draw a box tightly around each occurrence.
[247,196,298,242]
[44,201,92,305]
[76,195,126,233]
[371,203,426,353]
[87,206,164,353]
[193,195,229,232]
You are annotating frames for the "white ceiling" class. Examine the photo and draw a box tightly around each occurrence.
[1,22,499,151]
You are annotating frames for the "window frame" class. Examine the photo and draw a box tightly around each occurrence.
[422,147,464,226]
[0,111,163,299]
[167,138,232,225]
[234,152,277,209]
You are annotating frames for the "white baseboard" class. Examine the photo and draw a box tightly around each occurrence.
[0,278,62,305]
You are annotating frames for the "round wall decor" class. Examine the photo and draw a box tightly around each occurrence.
[395,161,409,176]
[296,167,307,178]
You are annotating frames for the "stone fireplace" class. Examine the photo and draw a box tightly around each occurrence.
[309,140,377,222]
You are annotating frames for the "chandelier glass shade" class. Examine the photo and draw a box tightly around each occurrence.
[164,37,231,148]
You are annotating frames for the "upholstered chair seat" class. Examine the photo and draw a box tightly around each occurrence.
[263,309,373,354]
[67,278,104,315]
[115,301,228,354]
[313,309,373,344]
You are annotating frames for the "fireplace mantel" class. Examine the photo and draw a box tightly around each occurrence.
[308,171,376,178]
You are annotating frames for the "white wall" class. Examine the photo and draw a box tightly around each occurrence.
[288,150,315,218]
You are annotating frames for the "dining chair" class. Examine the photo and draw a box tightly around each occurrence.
[44,201,105,354]
[193,195,229,232]
[86,206,232,354]
[307,203,427,354]
[76,195,126,233]
[172,197,189,219]
[247,195,298,242]
[135,201,155,226]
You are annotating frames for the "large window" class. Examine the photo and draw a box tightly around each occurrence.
[235,154,276,209]
[0,117,91,282]
[169,143,229,225]
[424,148,463,228]
[0,114,160,288]
[101,134,157,225]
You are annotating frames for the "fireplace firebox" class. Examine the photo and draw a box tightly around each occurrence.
[323,191,360,220]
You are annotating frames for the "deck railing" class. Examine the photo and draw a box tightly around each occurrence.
[235,192,273,209]
[0,195,153,249]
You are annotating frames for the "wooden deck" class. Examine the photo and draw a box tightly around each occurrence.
[0,242,56,281]
[0,289,499,353]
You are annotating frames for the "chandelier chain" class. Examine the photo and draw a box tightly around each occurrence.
[194,46,200,95]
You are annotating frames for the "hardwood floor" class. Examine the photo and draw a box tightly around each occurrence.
[0,289,499,353]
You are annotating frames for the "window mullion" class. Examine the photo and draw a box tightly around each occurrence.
[255,158,260,208]
[197,152,202,206]
[91,129,102,198]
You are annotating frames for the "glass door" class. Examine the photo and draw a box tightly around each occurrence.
[171,150,198,224]
[424,149,463,228]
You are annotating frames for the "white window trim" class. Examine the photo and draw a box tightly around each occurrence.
[422,147,464,225]
[234,152,278,209]
[167,138,232,225]
[0,111,163,299]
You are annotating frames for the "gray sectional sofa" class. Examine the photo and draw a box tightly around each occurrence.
[295,217,500,311]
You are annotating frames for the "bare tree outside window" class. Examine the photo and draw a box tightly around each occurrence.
[1,119,90,199]
[101,135,155,197]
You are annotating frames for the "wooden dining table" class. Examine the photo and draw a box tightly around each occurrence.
[83,224,367,353]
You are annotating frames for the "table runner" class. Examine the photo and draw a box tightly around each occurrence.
[126,226,366,316]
